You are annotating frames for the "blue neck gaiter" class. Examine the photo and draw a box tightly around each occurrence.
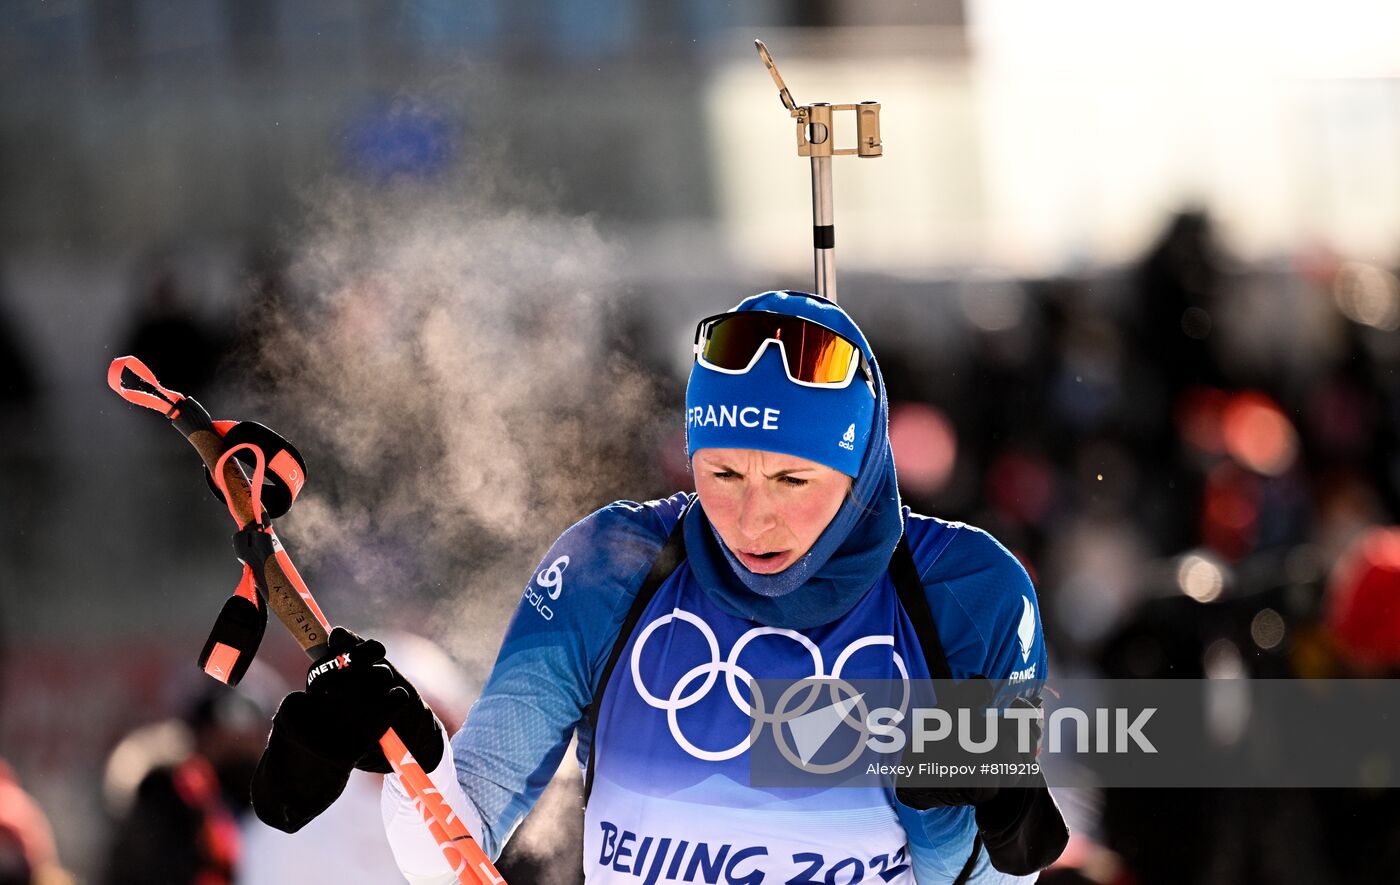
[683,291,904,630]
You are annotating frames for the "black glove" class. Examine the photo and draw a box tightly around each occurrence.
[895,677,1069,875]
[250,626,445,833]
[971,775,1069,876]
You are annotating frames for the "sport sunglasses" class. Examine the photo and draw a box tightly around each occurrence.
[693,310,875,397]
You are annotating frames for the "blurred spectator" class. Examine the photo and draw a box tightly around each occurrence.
[0,266,37,423]
[1038,832,1132,885]
[1132,209,1229,397]
[100,673,281,885]
[1094,522,1400,883]
[119,264,227,397]
[1320,526,1400,676]
[0,759,71,885]
[0,261,44,571]
[0,599,7,724]
[1119,211,1232,556]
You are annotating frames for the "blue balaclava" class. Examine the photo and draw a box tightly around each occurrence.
[684,290,903,630]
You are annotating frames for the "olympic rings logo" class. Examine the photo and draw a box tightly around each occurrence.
[628,609,909,767]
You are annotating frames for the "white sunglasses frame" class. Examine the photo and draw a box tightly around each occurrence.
[693,313,876,397]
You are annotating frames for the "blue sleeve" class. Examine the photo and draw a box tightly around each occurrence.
[906,519,1047,692]
[899,518,1048,884]
[449,492,687,859]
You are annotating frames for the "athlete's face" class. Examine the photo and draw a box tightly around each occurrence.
[692,448,852,575]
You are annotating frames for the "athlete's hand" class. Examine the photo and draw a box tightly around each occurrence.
[894,677,1067,874]
[895,678,1041,807]
[250,627,445,833]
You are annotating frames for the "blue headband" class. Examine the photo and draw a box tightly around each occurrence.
[685,298,874,477]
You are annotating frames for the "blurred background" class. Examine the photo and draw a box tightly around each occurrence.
[2,1,1399,883]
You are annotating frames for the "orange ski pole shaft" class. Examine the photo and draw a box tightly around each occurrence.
[107,356,505,885]
[381,730,506,884]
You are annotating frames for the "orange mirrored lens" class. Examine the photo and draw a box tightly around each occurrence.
[700,312,858,384]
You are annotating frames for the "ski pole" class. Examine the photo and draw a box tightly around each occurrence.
[754,39,884,303]
[106,355,506,885]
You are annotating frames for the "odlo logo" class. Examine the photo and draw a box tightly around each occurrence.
[525,555,571,621]
[538,556,570,600]
[838,423,856,451]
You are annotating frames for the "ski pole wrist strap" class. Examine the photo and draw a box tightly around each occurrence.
[110,355,314,684]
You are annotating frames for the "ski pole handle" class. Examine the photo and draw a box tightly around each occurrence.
[144,374,334,656]
[107,356,506,885]
[201,439,503,885]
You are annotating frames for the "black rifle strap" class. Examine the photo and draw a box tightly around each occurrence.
[953,833,985,885]
[889,532,953,682]
[582,507,689,805]
[893,533,989,882]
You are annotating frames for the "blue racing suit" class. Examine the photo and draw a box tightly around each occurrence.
[383,492,1048,884]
